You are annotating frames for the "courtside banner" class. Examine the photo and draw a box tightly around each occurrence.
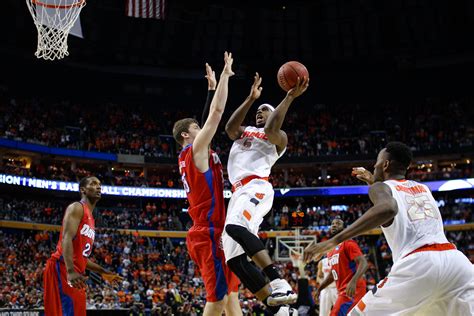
[0,174,473,199]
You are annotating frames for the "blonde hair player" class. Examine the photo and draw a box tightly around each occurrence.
[173,52,241,316]
[304,142,474,315]
[222,73,309,315]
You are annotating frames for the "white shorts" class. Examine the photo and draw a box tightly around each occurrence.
[320,286,338,316]
[222,179,274,261]
[349,249,474,316]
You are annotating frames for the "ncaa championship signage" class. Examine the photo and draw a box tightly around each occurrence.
[0,174,473,199]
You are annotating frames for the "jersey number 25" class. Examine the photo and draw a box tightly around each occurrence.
[406,195,437,221]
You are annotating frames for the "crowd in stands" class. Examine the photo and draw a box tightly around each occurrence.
[0,197,189,231]
[1,227,471,313]
[1,96,473,160]
[1,195,472,233]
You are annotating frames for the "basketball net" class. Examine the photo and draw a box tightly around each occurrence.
[275,228,316,262]
[26,0,86,60]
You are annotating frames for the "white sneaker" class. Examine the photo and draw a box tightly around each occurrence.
[274,306,299,316]
[268,278,298,306]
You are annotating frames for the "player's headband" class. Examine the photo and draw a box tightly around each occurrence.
[258,104,275,112]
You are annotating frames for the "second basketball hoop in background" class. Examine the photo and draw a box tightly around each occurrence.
[26,0,86,60]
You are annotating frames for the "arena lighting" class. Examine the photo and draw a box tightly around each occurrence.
[1,174,473,199]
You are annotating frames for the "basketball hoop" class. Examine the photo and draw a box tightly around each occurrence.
[275,228,317,262]
[26,0,86,60]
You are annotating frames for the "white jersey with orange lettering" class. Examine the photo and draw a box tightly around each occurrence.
[349,179,474,316]
[381,179,449,262]
[227,126,285,184]
[222,126,286,262]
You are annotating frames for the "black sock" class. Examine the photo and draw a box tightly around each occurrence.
[264,297,282,315]
[263,264,280,281]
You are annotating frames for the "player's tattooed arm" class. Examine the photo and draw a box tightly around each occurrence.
[264,76,309,153]
[225,72,262,140]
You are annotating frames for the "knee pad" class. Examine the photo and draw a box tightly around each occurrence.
[225,224,265,257]
[227,254,267,294]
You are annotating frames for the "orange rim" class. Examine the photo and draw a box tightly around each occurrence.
[32,0,85,9]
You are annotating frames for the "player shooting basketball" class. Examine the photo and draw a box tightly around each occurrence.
[222,73,309,315]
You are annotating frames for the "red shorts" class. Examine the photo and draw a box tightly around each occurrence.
[331,287,366,316]
[187,225,240,302]
[43,258,86,316]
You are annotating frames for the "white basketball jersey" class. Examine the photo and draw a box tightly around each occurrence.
[322,258,336,288]
[382,179,449,263]
[227,126,286,184]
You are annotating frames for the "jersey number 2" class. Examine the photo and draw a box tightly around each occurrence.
[82,243,92,257]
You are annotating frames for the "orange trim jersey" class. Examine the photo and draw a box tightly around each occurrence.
[382,179,449,262]
[227,126,286,184]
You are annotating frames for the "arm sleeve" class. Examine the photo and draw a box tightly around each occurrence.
[296,278,313,307]
[201,90,215,126]
[346,240,363,261]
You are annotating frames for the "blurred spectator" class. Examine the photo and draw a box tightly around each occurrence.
[1,97,473,161]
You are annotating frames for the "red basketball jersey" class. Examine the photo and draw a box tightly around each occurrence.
[178,144,225,226]
[51,201,95,274]
[327,240,367,294]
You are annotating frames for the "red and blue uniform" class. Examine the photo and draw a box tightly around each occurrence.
[179,144,239,302]
[327,240,367,316]
[43,201,95,316]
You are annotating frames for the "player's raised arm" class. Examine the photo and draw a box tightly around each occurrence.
[192,52,234,169]
[264,76,309,153]
[304,182,397,263]
[62,202,88,289]
[225,72,263,140]
[201,63,217,126]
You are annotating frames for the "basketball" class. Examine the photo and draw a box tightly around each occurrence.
[277,61,309,92]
